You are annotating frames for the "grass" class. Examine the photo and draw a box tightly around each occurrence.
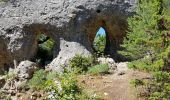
[69,54,94,73]
[28,69,47,90]
[5,71,17,81]
[130,79,145,87]
[88,64,109,75]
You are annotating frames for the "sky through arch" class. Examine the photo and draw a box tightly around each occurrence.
[96,27,106,36]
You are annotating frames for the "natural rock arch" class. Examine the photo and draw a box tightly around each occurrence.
[86,17,128,56]
[0,0,137,71]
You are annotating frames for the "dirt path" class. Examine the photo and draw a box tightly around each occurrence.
[79,62,150,100]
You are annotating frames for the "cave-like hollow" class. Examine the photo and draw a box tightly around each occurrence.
[32,33,56,68]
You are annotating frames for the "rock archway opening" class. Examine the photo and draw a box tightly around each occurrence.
[91,23,127,61]
[93,27,107,57]
[33,33,55,68]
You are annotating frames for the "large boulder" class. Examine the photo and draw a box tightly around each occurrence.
[0,0,137,71]
[15,60,37,80]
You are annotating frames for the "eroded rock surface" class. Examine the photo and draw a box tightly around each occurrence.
[0,0,137,71]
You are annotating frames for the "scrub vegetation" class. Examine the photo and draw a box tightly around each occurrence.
[28,55,106,100]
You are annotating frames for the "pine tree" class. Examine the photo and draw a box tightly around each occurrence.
[119,0,170,99]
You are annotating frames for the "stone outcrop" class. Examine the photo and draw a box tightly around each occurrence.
[0,0,137,71]
[15,60,37,80]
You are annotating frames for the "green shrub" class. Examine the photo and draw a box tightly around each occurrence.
[44,69,99,100]
[28,69,47,90]
[130,79,145,87]
[88,64,109,75]
[57,71,80,99]
[0,91,11,100]
[37,34,48,43]
[28,69,99,100]
[128,59,153,71]
[145,71,170,99]
[17,81,29,92]
[35,34,55,65]
[93,34,106,56]
[46,71,58,81]
[5,71,17,81]
[38,39,55,56]
[69,55,94,72]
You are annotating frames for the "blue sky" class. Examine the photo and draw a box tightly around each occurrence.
[96,27,106,36]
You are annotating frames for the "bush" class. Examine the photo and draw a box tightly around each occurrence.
[88,64,109,75]
[28,69,100,100]
[5,71,17,81]
[44,69,100,100]
[130,79,145,87]
[28,69,47,90]
[146,71,170,99]
[0,91,11,100]
[69,55,94,72]
[57,70,80,99]
[35,34,55,66]
[46,71,58,81]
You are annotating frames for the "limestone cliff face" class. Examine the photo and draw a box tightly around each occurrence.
[0,0,137,71]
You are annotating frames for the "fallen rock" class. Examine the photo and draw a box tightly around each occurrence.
[97,57,117,71]
[116,62,128,72]
[115,62,129,75]
[15,60,37,80]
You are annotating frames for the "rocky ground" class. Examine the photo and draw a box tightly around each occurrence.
[0,59,151,100]
[78,62,151,100]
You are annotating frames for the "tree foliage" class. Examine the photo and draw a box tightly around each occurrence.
[119,0,170,99]
[93,34,106,55]
[35,34,55,66]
